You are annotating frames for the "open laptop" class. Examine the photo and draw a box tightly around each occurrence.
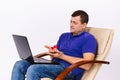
[12,34,53,64]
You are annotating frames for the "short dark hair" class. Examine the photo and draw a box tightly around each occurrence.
[71,10,89,24]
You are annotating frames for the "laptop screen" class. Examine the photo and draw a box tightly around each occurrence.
[12,34,33,60]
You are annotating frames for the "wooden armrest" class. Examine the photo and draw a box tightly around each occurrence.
[55,60,110,80]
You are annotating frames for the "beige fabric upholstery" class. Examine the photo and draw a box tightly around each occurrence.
[81,27,114,80]
[40,27,114,80]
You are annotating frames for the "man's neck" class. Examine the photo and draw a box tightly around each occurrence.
[72,30,85,36]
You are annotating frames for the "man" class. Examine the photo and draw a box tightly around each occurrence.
[11,10,97,80]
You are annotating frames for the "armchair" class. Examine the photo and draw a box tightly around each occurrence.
[39,27,114,80]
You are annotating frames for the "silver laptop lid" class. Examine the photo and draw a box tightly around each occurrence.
[12,34,33,60]
[12,34,53,64]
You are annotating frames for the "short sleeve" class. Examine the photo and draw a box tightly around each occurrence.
[82,35,97,54]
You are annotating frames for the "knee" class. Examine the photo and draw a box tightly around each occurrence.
[26,65,46,80]
[26,65,37,74]
[26,65,45,76]
[25,65,39,78]
[13,60,30,69]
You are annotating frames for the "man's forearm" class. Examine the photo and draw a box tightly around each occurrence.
[59,52,94,70]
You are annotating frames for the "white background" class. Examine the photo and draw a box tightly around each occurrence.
[0,0,120,80]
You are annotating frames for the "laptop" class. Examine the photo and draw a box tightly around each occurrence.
[12,34,53,64]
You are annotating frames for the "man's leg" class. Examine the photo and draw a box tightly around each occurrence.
[11,60,31,80]
[26,64,65,80]
[26,64,76,80]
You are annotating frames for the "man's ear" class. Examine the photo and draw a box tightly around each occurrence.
[82,23,87,29]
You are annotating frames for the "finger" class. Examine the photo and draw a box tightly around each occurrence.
[54,49,60,53]
[44,45,51,49]
[44,45,55,53]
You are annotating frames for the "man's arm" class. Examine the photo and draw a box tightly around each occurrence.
[58,52,95,70]
[45,45,95,70]
[34,52,49,58]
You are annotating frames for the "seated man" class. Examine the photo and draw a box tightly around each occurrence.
[11,10,97,80]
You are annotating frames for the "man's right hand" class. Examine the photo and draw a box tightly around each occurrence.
[44,45,57,53]
[44,45,64,58]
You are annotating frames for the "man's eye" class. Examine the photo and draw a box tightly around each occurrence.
[73,22,77,25]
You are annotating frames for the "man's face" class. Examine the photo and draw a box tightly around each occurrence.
[70,16,86,35]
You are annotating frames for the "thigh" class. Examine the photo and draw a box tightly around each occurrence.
[26,64,65,79]
[27,63,65,74]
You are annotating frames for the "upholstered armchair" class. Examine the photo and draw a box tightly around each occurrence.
[38,27,114,80]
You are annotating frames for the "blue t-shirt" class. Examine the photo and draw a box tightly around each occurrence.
[53,31,97,80]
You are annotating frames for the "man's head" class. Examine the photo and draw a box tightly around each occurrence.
[70,10,89,35]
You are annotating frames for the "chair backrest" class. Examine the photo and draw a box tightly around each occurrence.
[81,27,114,80]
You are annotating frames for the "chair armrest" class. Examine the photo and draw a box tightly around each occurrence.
[55,60,110,80]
